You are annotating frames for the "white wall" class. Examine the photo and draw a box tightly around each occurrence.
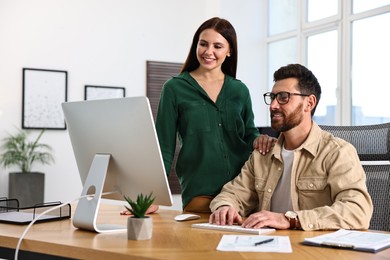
[0,0,267,206]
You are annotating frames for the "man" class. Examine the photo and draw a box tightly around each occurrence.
[209,64,373,230]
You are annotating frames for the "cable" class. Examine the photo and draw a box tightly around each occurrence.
[14,191,118,260]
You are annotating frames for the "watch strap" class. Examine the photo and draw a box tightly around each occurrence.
[285,211,300,229]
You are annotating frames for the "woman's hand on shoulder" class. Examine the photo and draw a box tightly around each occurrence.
[253,135,277,155]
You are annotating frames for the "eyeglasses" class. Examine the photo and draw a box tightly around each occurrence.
[263,91,310,105]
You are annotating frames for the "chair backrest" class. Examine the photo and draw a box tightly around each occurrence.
[319,123,390,161]
[320,122,390,231]
[258,123,390,161]
[257,127,279,138]
[362,164,390,231]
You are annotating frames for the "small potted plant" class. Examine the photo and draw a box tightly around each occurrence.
[0,129,54,207]
[124,192,155,240]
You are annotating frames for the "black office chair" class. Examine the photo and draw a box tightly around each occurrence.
[257,126,279,138]
[320,123,390,231]
[319,123,390,161]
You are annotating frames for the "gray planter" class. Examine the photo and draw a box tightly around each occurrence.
[8,172,45,208]
[127,216,153,240]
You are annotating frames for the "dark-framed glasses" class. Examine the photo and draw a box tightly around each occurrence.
[263,91,310,105]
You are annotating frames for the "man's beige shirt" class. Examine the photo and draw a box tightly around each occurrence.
[210,122,373,230]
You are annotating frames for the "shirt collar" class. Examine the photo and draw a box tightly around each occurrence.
[271,121,322,160]
[177,71,233,84]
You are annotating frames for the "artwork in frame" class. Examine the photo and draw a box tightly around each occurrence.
[84,85,126,100]
[22,68,68,130]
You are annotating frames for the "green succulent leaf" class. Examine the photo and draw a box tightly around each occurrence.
[124,192,155,218]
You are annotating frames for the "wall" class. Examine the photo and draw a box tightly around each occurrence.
[0,0,265,206]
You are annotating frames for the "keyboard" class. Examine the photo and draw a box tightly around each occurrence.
[192,223,275,235]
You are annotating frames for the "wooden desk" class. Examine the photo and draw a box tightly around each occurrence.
[0,203,389,260]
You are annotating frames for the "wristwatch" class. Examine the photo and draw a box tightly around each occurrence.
[285,211,300,229]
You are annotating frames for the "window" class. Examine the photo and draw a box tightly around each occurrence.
[307,0,338,22]
[267,38,297,90]
[268,0,298,35]
[266,0,390,125]
[353,0,389,13]
[307,30,338,125]
[351,12,390,124]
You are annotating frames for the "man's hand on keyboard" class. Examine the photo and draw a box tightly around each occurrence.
[209,205,242,226]
[210,207,291,230]
[242,210,290,229]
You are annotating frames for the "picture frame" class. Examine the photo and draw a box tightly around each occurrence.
[84,85,126,100]
[22,68,68,130]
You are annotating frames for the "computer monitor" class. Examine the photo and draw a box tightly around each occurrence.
[62,96,173,233]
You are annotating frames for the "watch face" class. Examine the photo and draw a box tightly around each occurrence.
[286,211,297,219]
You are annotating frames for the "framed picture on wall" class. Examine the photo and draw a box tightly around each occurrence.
[84,85,126,100]
[22,68,68,130]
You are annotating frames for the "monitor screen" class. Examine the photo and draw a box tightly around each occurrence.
[62,96,172,233]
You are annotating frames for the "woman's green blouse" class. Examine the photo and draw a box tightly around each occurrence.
[156,71,259,208]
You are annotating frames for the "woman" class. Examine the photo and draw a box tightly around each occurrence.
[156,17,273,213]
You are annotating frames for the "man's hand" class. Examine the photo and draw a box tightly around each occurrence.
[253,135,277,155]
[241,210,290,229]
[209,206,243,225]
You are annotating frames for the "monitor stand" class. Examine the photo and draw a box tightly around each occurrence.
[72,153,126,233]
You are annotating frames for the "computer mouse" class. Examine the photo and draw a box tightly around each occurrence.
[174,213,201,222]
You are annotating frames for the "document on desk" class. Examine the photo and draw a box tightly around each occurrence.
[216,235,292,253]
[303,229,390,253]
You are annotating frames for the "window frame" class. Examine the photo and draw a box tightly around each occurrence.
[263,0,390,125]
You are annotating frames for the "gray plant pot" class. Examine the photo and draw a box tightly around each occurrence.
[127,216,153,240]
[8,172,45,208]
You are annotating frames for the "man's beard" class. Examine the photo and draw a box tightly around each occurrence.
[271,103,304,132]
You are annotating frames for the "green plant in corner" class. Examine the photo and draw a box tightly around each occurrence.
[124,192,155,218]
[0,129,54,173]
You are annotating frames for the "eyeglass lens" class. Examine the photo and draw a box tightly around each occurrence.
[264,92,290,105]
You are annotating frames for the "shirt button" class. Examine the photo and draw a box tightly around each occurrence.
[309,183,314,188]
[278,167,281,171]
[218,123,222,127]
[267,188,272,193]
[309,224,314,229]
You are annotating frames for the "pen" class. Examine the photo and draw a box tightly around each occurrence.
[254,238,274,246]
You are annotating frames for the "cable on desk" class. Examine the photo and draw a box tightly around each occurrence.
[14,191,118,260]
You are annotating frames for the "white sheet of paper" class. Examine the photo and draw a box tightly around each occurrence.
[216,235,292,253]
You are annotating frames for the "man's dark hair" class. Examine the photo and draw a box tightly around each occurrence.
[273,64,322,116]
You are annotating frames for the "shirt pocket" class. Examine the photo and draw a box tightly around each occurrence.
[296,177,332,209]
[224,100,244,133]
[179,101,211,135]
